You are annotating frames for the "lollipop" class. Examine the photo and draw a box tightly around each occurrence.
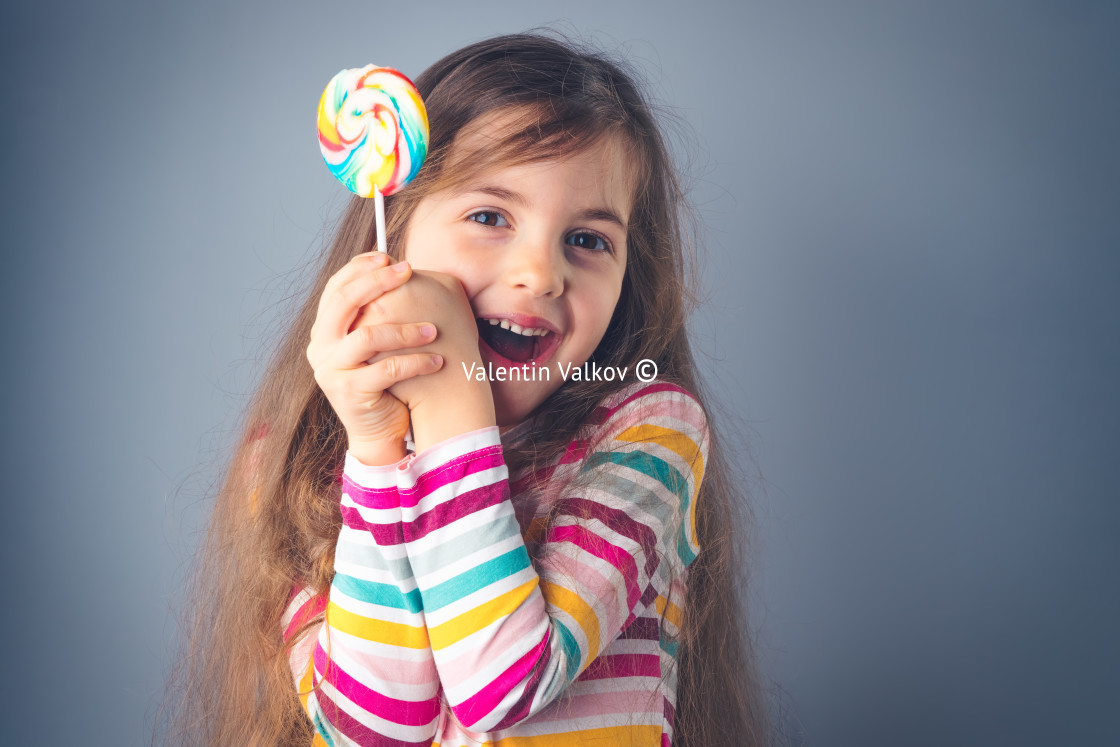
[317,65,429,253]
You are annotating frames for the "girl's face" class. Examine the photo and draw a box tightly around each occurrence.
[402,121,633,427]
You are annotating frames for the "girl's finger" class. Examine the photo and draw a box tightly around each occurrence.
[360,352,444,392]
[312,253,391,335]
[321,251,391,297]
[334,322,438,369]
[315,259,412,342]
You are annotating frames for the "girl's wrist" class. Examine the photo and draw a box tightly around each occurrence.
[347,438,408,467]
[408,382,496,453]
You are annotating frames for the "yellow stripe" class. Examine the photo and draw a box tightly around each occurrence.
[654,594,684,628]
[428,578,539,650]
[489,725,662,745]
[525,515,548,544]
[540,580,601,657]
[326,600,430,649]
[616,424,703,548]
[615,424,703,486]
[297,650,316,710]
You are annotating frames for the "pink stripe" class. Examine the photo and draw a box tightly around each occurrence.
[402,482,508,542]
[509,438,586,496]
[452,634,550,728]
[590,381,692,424]
[526,687,660,722]
[349,650,437,686]
[284,593,327,643]
[640,397,707,435]
[490,633,554,730]
[399,446,505,508]
[340,505,405,546]
[619,616,660,641]
[549,523,640,611]
[608,382,695,417]
[438,594,549,687]
[311,685,433,747]
[313,642,439,726]
[342,477,400,510]
[540,549,626,637]
[578,652,660,681]
[550,498,660,580]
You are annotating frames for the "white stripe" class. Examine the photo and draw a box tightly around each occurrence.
[405,498,517,554]
[281,587,316,629]
[402,428,501,480]
[401,463,507,516]
[412,530,525,588]
[340,492,401,525]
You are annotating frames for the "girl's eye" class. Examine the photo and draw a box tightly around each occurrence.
[566,231,611,253]
[467,210,508,228]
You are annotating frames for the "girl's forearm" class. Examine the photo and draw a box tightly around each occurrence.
[297,454,441,743]
[408,379,496,454]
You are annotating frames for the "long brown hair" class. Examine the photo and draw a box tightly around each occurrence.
[157,30,769,746]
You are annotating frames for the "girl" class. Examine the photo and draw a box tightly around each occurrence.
[163,32,768,747]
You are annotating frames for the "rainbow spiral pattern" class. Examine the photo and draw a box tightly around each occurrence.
[317,65,429,197]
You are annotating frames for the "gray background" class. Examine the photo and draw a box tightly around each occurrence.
[3,1,1118,745]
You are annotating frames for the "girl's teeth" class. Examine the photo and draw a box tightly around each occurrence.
[481,318,550,337]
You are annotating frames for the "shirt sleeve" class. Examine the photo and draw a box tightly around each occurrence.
[293,454,442,746]
[395,382,708,733]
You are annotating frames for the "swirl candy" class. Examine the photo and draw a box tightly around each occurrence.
[317,65,429,198]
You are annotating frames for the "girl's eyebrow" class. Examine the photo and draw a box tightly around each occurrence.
[456,185,628,231]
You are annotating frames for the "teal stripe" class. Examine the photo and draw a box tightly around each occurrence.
[677,527,698,566]
[660,636,680,658]
[584,450,697,565]
[554,620,583,683]
[421,545,532,611]
[313,712,337,746]
[332,572,422,614]
[583,450,690,511]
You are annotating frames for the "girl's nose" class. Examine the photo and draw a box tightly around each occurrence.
[504,238,564,297]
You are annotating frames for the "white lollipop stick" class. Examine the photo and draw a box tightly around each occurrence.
[374,185,386,255]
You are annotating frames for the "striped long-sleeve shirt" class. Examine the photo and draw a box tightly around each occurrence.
[284,381,708,746]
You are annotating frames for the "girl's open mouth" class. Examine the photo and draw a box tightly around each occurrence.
[476,317,560,365]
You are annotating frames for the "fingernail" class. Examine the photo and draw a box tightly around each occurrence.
[419,324,436,337]
[430,354,443,366]
[391,261,409,273]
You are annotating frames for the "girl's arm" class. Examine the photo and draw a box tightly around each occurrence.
[294,251,454,743]
[395,381,706,733]
[288,456,442,746]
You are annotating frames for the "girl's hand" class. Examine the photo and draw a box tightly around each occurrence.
[363,270,496,450]
[306,252,444,465]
